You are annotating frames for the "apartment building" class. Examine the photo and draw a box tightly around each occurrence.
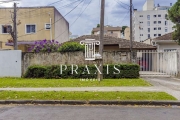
[133,0,174,42]
[92,25,122,38]
[0,6,69,51]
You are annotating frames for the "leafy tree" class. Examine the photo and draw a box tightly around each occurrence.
[121,26,128,35]
[168,0,180,44]
[97,24,100,28]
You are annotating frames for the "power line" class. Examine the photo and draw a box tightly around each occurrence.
[17,0,82,20]
[17,0,85,38]
[117,0,130,7]
[55,0,92,40]
[114,0,129,10]
[0,0,69,21]
[48,0,64,6]
[119,10,129,26]
[17,0,66,16]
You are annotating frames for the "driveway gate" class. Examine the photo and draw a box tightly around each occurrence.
[136,50,177,76]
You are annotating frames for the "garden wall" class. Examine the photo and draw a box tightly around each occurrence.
[22,51,132,75]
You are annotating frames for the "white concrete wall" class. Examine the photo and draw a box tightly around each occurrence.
[143,0,154,11]
[133,10,174,42]
[158,43,180,52]
[54,8,69,43]
[0,50,21,77]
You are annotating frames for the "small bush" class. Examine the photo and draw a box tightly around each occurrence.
[29,39,61,53]
[24,64,140,79]
[58,42,85,52]
[24,65,47,78]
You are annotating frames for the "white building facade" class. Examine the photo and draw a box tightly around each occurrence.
[133,0,174,42]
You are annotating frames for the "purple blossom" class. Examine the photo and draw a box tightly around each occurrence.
[28,39,61,53]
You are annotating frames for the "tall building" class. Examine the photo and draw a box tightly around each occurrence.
[133,0,174,42]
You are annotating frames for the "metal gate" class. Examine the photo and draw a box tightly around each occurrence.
[136,50,177,76]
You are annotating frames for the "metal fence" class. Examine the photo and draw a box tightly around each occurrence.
[136,50,177,76]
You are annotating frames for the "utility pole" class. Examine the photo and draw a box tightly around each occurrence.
[130,0,133,63]
[98,0,105,81]
[13,2,18,50]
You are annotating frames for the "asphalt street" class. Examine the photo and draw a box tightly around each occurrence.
[0,105,180,120]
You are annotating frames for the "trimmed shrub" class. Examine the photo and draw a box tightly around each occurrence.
[24,64,140,79]
[58,42,85,52]
[24,65,47,78]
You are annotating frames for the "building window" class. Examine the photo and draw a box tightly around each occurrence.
[139,21,143,24]
[158,14,161,17]
[154,15,156,17]
[148,28,150,32]
[158,34,161,36]
[154,34,157,37]
[158,21,161,24]
[154,21,157,24]
[140,34,143,36]
[148,34,150,38]
[45,23,51,30]
[164,49,177,52]
[1,25,12,34]
[165,28,168,32]
[165,21,167,25]
[26,24,36,34]
[147,15,150,20]
[158,27,161,30]
[154,28,157,30]
[147,21,150,26]
[139,15,143,17]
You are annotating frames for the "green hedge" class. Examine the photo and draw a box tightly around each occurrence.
[58,42,85,52]
[24,64,140,79]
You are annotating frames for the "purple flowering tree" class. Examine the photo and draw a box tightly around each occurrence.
[29,39,61,53]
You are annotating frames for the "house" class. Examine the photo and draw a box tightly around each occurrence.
[152,32,180,52]
[124,27,130,40]
[142,38,152,45]
[71,35,156,51]
[0,6,69,52]
[133,0,174,42]
[92,25,122,38]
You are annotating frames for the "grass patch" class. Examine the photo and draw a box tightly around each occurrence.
[0,78,151,87]
[0,91,176,101]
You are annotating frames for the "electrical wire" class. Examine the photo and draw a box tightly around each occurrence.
[114,0,129,10]
[55,0,92,40]
[17,0,85,38]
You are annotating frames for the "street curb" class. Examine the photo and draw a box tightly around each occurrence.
[0,100,180,106]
